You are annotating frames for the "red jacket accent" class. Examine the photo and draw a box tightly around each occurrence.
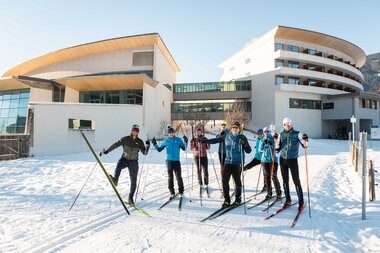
[190,135,210,157]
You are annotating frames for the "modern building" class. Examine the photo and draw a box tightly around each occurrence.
[0,33,179,155]
[216,26,380,138]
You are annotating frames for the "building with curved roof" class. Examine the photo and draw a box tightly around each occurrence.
[217,26,379,138]
[0,33,179,155]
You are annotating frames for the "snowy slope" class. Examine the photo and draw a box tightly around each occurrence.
[1,136,379,253]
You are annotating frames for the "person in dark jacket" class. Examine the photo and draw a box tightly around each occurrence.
[259,127,281,200]
[152,127,188,197]
[190,128,210,193]
[203,121,252,207]
[274,117,308,211]
[216,122,230,175]
[100,124,150,205]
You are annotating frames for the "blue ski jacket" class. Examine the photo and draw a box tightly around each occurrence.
[277,128,305,159]
[204,132,251,164]
[259,134,278,163]
[216,129,230,154]
[155,136,186,161]
[254,136,263,160]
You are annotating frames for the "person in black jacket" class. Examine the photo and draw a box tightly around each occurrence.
[100,124,150,205]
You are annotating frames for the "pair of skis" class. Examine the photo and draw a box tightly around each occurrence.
[264,202,306,228]
[200,199,251,222]
[158,193,184,211]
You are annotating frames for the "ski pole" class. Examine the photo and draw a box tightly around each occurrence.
[198,139,203,206]
[69,162,98,211]
[208,149,222,194]
[267,139,276,212]
[184,141,192,200]
[140,150,152,201]
[304,140,311,218]
[240,144,247,214]
[254,163,262,200]
[134,155,145,203]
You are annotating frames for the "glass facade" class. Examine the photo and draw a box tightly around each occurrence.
[275,76,284,85]
[288,61,300,68]
[79,90,143,105]
[0,89,29,134]
[287,45,300,52]
[289,98,321,110]
[288,77,300,85]
[275,60,284,68]
[275,43,284,51]
[171,101,252,113]
[173,81,251,93]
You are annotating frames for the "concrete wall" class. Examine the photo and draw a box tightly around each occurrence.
[26,46,154,79]
[64,86,79,102]
[275,90,322,138]
[30,103,143,156]
[29,87,52,102]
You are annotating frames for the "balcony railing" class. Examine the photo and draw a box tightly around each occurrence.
[173,80,251,93]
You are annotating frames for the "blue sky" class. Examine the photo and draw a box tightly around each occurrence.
[0,0,379,83]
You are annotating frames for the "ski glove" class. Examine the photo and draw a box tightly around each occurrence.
[220,131,226,137]
[99,148,108,156]
[152,137,157,146]
[183,135,188,144]
[145,140,150,146]
[238,138,246,146]
[263,138,271,145]
[302,133,308,141]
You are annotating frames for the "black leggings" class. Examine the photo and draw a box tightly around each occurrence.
[280,157,304,204]
[166,160,185,195]
[262,162,281,196]
[222,163,242,202]
[194,156,209,185]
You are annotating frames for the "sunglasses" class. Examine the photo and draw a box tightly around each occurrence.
[132,128,139,132]
[232,126,239,129]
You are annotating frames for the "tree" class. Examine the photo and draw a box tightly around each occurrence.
[224,101,250,129]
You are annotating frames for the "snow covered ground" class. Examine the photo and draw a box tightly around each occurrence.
[1,135,380,253]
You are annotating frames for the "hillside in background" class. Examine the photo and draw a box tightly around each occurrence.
[362,52,380,92]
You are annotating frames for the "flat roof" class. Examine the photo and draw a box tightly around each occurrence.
[2,33,180,77]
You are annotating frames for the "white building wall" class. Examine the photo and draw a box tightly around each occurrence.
[151,44,175,132]
[64,86,79,102]
[29,88,52,102]
[275,90,322,138]
[26,46,154,79]
[30,103,143,156]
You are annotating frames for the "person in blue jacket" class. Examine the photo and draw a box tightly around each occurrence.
[274,117,308,210]
[216,122,230,177]
[152,127,188,197]
[259,127,281,200]
[203,121,252,207]
[243,128,267,192]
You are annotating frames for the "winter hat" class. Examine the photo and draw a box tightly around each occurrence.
[221,121,227,126]
[132,124,140,132]
[167,127,175,133]
[283,117,292,125]
[232,121,240,128]
[257,128,263,134]
[196,127,202,131]
[263,127,270,133]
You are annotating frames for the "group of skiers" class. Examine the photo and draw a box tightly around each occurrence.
[99,117,309,211]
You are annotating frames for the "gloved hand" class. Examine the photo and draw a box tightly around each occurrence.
[302,133,308,141]
[145,140,150,146]
[99,148,108,156]
[238,138,246,146]
[264,138,269,144]
[273,133,278,139]
[183,135,188,144]
[220,131,226,137]
[197,138,202,143]
[152,137,157,146]
[190,138,196,143]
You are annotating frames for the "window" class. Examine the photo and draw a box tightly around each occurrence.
[275,43,284,51]
[53,85,65,102]
[245,58,251,64]
[275,60,284,68]
[69,119,95,130]
[79,90,143,105]
[307,49,317,55]
[0,89,30,134]
[323,102,334,110]
[289,98,321,110]
[287,45,299,52]
[132,51,154,66]
[308,64,318,71]
[173,81,251,93]
[288,77,300,85]
[288,61,299,68]
[275,76,284,85]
